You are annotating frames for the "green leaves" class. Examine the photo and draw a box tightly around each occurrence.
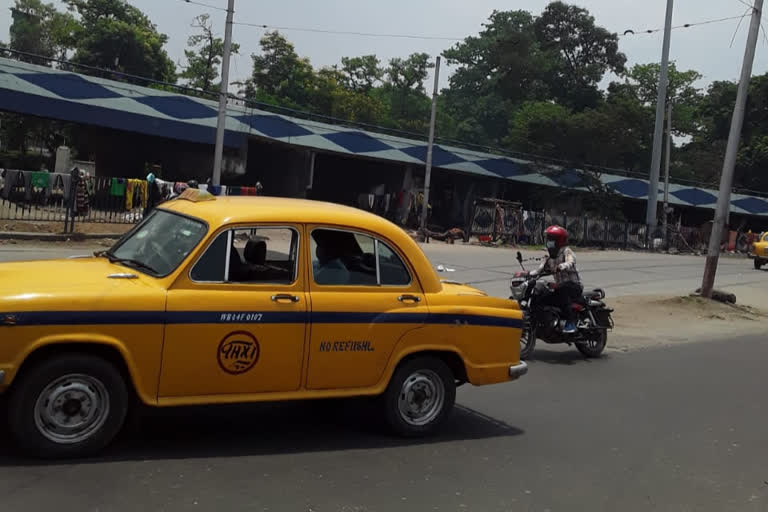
[65,0,176,82]
[179,14,239,93]
[9,0,77,63]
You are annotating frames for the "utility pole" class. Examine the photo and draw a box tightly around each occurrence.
[701,0,763,298]
[662,102,672,249]
[645,0,674,231]
[420,55,441,235]
[212,0,235,187]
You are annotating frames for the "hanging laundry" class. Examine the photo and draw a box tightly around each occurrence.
[110,178,126,197]
[137,180,148,209]
[125,179,148,210]
[29,171,50,189]
[1,170,29,200]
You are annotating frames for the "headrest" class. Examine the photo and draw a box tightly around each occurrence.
[244,240,267,265]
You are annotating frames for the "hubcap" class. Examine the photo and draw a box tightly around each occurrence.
[397,370,445,426]
[34,374,110,444]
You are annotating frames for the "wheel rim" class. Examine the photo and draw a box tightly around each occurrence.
[582,331,606,351]
[397,369,445,426]
[34,374,110,445]
[520,324,533,353]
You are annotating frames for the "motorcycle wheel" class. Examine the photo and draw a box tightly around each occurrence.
[519,323,537,361]
[576,329,607,358]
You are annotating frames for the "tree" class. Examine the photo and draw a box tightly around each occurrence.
[385,53,433,92]
[534,1,626,109]
[442,10,549,144]
[376,53,434,132]
[679,74,768,192]
[310,67,386,123]
[8,0,77,64]
[615,63,703,137]
[242,31,315,109]
[179,14,239,92]
[65,0,176,82]
[340,55,383,93]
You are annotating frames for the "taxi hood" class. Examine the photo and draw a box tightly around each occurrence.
[0,256,163,305]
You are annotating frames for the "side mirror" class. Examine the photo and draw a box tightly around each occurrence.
[516,251,523,263]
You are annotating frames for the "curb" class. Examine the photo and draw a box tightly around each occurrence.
[0,232,123,241]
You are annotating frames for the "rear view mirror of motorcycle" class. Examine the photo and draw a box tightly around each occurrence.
[516,251,523,262]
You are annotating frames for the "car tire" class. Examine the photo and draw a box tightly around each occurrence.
[7,353,128,459]
[755,258,763,270]
[383,357,456,437]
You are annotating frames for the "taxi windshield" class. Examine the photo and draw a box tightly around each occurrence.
[106,209,207,276]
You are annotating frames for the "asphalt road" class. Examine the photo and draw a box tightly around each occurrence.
[0,241,762,300]
[419,243,764,301]
[1,337,765,511]
[0,244,766,511]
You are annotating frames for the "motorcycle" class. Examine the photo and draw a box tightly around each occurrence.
[509,251,613,360]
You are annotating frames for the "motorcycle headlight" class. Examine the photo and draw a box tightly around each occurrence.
[510,281,527,301]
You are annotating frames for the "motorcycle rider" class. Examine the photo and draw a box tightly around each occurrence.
[531,225,582,333]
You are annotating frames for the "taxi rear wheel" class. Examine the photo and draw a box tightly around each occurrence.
[755,258,764,270]
[7,354,128,459]
[383,357,456,437]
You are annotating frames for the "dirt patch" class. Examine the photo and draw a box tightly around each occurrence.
[0,220,132,235]
[609,294,766,352]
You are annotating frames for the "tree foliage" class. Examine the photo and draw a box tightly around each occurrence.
[64,0,176,82]
[8,0,77,63]
[3,0,768,196]
[179,14,240,92]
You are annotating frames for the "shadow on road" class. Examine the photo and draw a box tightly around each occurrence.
[529,348,609,366]
[0,399,523,465]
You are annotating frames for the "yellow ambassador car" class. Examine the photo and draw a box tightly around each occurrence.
[751,232,768,270]
[0,190,526,458]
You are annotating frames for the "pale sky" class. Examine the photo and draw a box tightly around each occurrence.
[1,0,766,92]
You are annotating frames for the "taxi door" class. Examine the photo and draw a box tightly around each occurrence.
[159,225,307,398]
[305,226,429,390]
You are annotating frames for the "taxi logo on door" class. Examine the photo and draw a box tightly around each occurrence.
[217,331,260,375]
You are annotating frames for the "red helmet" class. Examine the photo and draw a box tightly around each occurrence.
[545,225,568,248]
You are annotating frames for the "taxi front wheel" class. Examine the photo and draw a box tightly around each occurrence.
[7,354,128,459]
[383,357,456,437]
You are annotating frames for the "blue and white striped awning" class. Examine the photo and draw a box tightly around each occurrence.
[1,56,767,217]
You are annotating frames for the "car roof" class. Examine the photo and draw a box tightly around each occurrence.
[163,196,390,228]
[161,196,443,292]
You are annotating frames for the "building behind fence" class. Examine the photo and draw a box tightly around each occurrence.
[0,167,751,253]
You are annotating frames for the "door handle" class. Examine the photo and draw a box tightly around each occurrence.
[398,294,421,303]
[271,294,300,303]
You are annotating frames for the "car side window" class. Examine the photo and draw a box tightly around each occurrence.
[377,240,411,286]
[310,228,410,287]
[191,227,299,284]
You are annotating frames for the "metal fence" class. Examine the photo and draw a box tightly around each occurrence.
[1,170,146,230]
[468,206,712,253]
[0,168,730,254]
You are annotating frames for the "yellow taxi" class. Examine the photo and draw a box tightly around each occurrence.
[0,189,526,458]
[752,232,768,270]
